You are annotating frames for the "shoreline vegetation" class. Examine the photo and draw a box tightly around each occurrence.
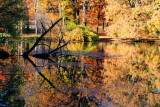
[99,36,160,44]
[1,35,160,44]
[0,0,160,42]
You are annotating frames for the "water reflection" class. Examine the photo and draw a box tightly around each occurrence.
[0,40,160,107]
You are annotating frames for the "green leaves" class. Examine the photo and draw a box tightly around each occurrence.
[65,21,98,41]
[0,0,27,37]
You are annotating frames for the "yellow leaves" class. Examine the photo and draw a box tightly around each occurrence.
[66,42,84,51]
[64,27,84,42]
[61,0,68,6]
[150,10,160,29]
[64,8,73,14]
[155,0,160,4]
[104,0,160,38]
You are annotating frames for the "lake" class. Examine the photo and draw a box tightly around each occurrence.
[0,40,160,107]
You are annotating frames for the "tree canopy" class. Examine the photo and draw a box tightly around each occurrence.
[0,0,26,36]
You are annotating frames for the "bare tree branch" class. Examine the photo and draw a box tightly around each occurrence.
[40,20,46,32]
[47,41,70,54]
[23,18,62,57]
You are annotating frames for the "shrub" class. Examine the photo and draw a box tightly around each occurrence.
[64,21,98,41]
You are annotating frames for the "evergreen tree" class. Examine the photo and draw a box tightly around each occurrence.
[0,0,27,37]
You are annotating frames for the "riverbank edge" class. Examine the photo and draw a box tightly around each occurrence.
[99,36,160,44]
[2,34,159,44]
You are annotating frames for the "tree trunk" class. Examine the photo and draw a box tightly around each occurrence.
[34,0,38,34]
[82,0,86,26]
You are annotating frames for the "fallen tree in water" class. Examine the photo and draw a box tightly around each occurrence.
[23,18,70,58]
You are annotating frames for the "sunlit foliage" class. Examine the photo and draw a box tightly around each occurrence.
[104,0,160,38]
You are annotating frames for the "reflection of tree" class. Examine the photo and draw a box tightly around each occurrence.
[0,57,25,106]
[22,48,106,106]
[103,43,160,107]
[25,56,61,92]
[1,41,160,106]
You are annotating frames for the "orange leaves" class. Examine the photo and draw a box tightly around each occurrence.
[0,46,9,51]
[28,8,35,17]
[25,0,35,17]
[0,70,8,87]
[0,71,6,80]
[64,8,73,14]
[84,0,105,26]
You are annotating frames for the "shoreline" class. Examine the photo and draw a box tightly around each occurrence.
[1,35,160,44]
[99,36,160,44]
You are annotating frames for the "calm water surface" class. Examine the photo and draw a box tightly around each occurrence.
[0,40,160,107]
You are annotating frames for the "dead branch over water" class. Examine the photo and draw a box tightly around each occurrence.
[23,18,63,57]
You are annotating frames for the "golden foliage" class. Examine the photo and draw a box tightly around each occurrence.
[64,27,84,41]
[105,0,160,38]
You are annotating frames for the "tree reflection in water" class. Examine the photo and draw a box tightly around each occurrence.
[0,57,25,106]
[0,41,160,107]
[24,50,106,106]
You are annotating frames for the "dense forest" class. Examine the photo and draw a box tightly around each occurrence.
[0,0,160,41]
